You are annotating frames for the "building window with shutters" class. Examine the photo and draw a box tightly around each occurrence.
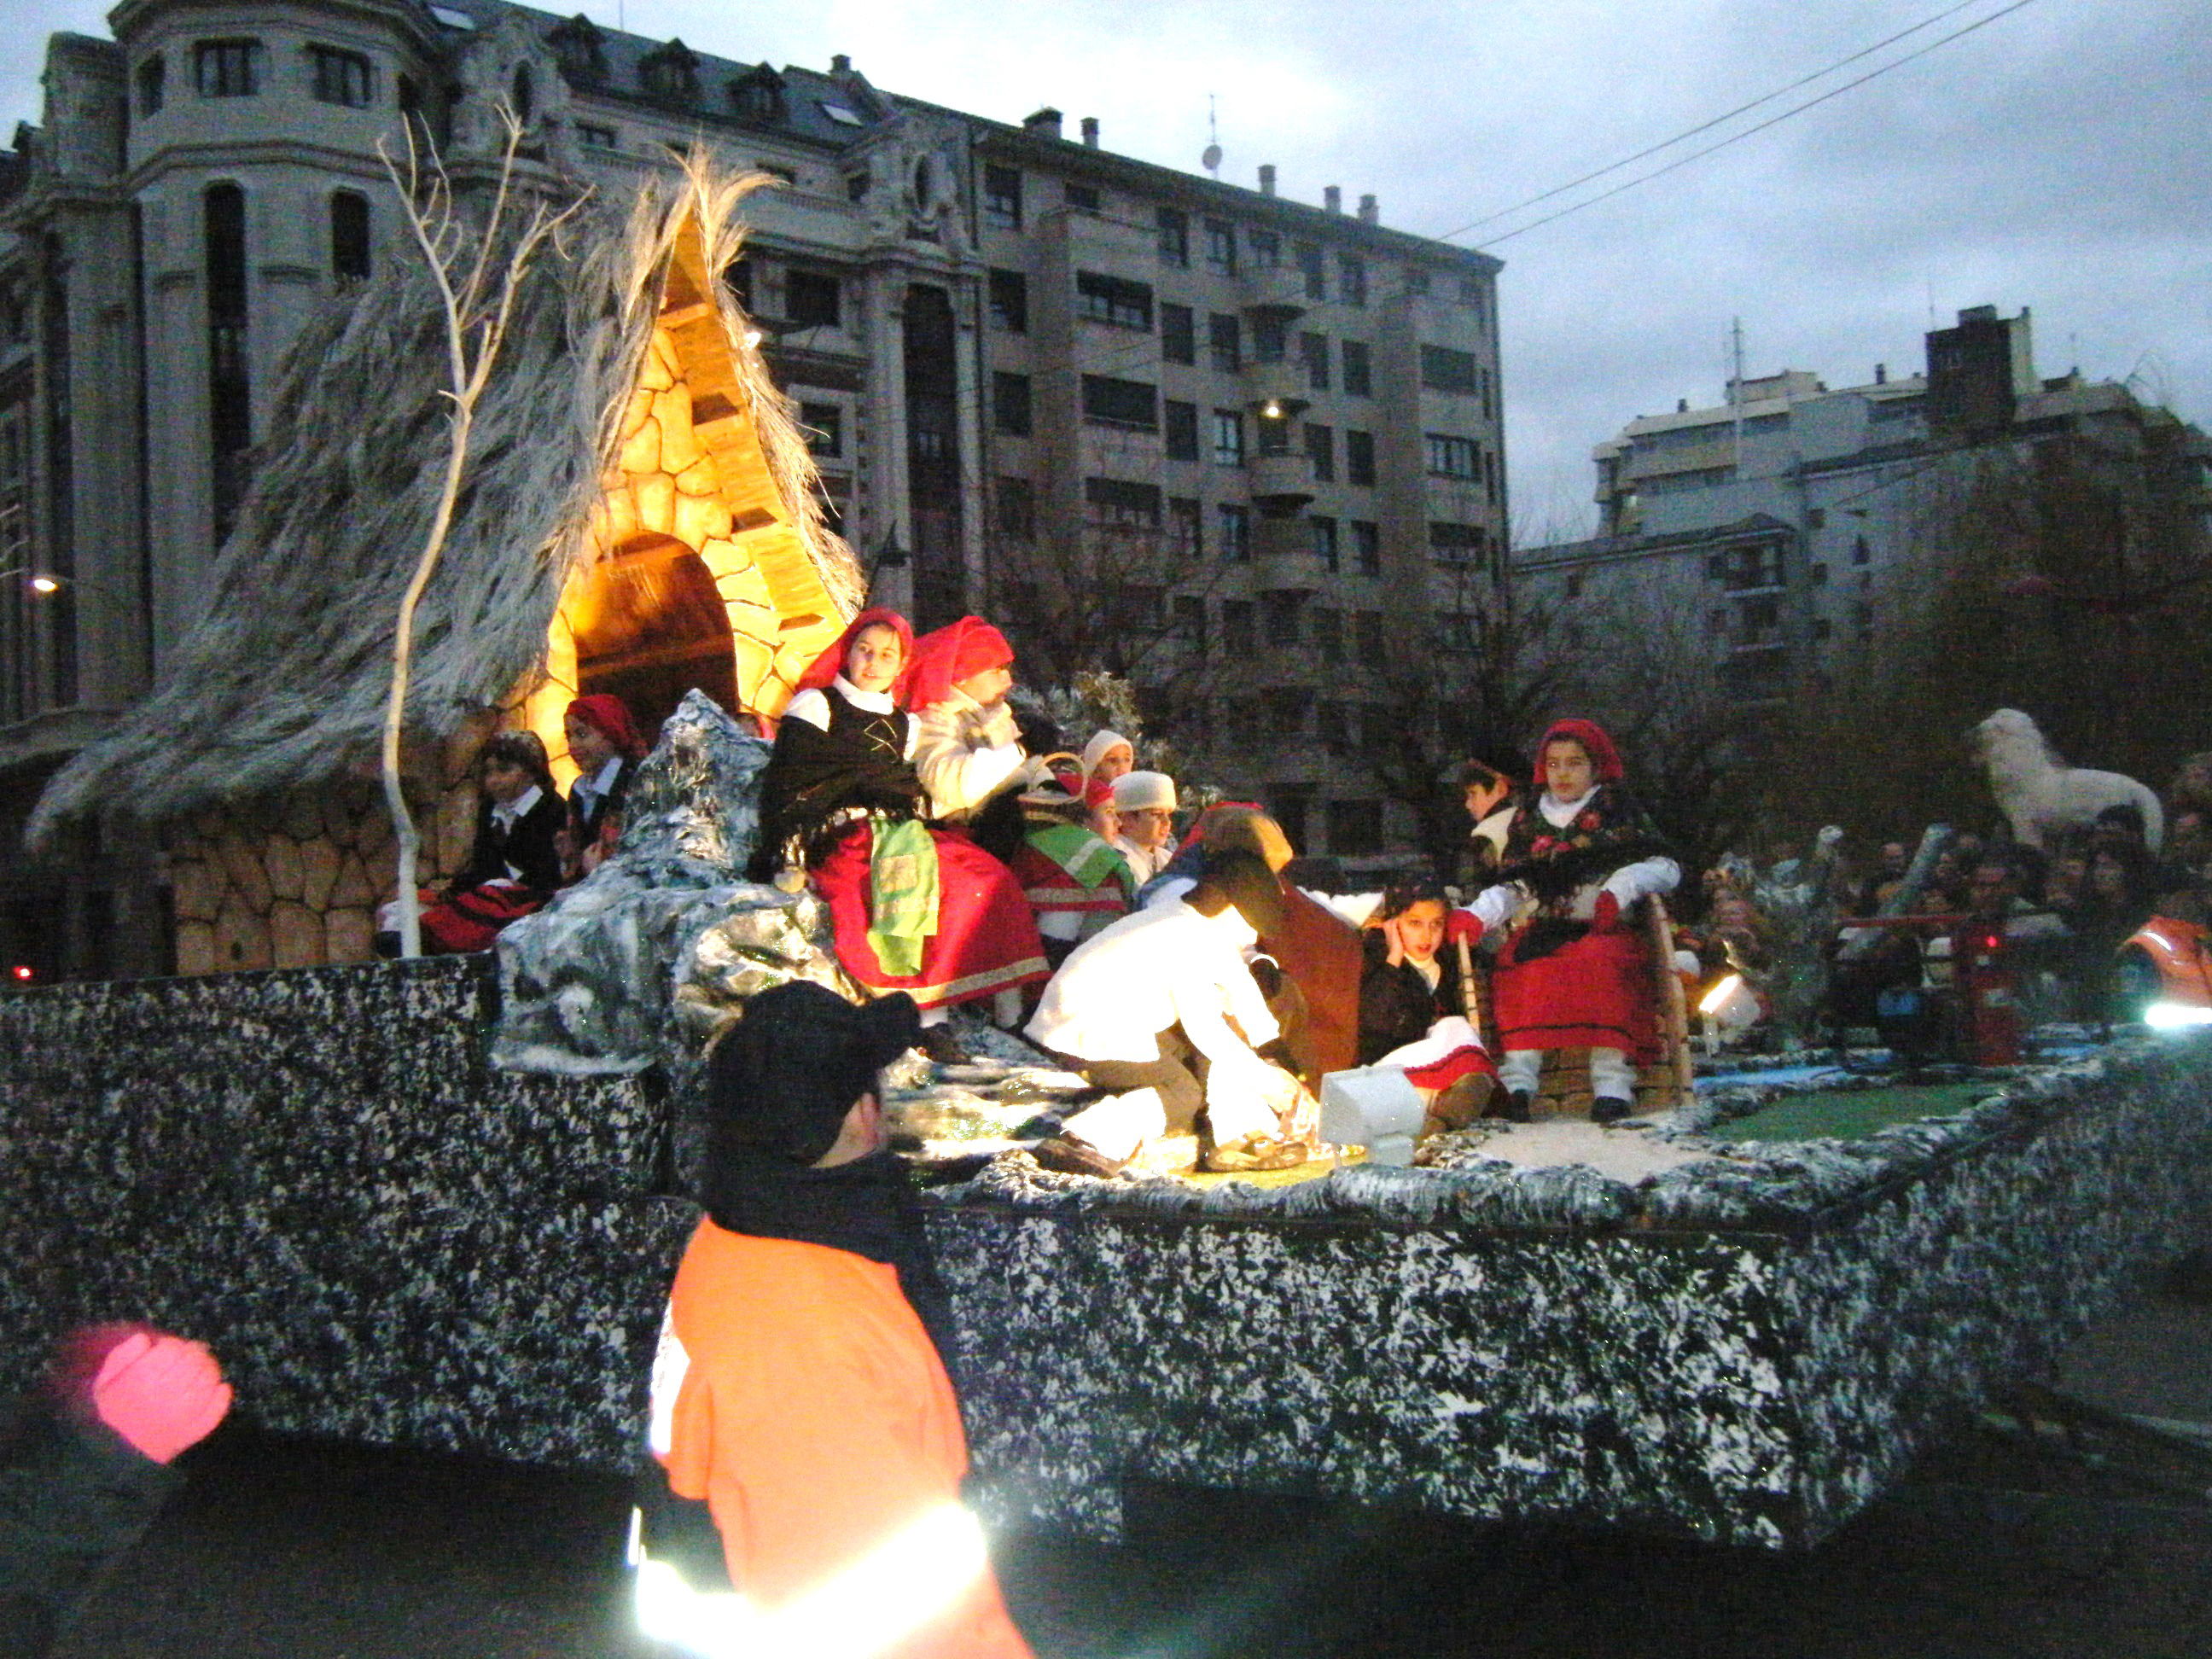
[1346,429,1375,486]
[1161,303,1195,364]
[983,164,1022,228]
[1342,340,1371,396]
[195,39,263,97]
[1218,504,1250,562]
[1156,207,1190,267]
[987,269,1027,333]
[310,45,373,108]
[1212,409,1244,467]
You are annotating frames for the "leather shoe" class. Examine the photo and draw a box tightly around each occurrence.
[1590,1096,1633,1126]
[1028,1136,1123,1179]
[1493,1090,1533,1123]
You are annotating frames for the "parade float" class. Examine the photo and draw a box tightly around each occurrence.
[5,161,2210,1555]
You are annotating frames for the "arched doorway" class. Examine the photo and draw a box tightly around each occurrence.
[567,533,739,739]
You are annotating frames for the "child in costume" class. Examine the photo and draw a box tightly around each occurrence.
[1449,719,1679,1124]
[378,730,567,956]
[562,693,647,881]
[751,609,1047,1058]
[1357,878,1495,1136]
[905,616,1057,859]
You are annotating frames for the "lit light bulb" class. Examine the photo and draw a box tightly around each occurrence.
[1262,399,1282,419]
[29,575,60,594]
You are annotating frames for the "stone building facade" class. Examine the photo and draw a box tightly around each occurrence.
[0,0,1505,978]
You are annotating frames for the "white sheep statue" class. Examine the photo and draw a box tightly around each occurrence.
[1970,708,2163,853]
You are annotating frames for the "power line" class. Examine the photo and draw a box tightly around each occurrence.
[1436,0,1993,243]
[1467,0,2044,250]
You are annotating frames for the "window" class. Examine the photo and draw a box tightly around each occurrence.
[1076,271,1153,329]
[1426,434,1479,479]
[987,269,1027,333]
[1300,331,1330,391]
[995,476,1035,540]
[577,121,617,148]
[1257,410,1293,457]
[1420,344,1479,394]
[1081,375,1158,430]
[1316,701,1349,750]
[1853,535,1871,566]
[1086,478,1163,529]
[1263,591,1303,647]
[1265,688,1307,736]
[1342,341,1371,396]
[1249,228,1280,268]
[1222,598,1255,653]
[1715,543,1784,591]
[1811,561,1829,586]
[1168,497,1202,557]
[992,371,1032,436]
[846,172,870,201]
[1351,520,1379,574]
[195,39,262,98]
[1295,242,1325,300]
[1208,313,1241,373]
[548,15,606,84]
[1172,594,1207,649]
[984,164,1022,228]
[1161,303,1195,364]
[1304,423,1335,482]
[136,55,164,115]
[723,258,753,312]
[1063,181,1101,212]
[1164,400,1199,462]
[1157,207,1190,267]
[1429,521,1484,565]
[1346,429,1376,486]
[775,269,840,330]
[1205,218,1237,276]
[1329,800,1382,858]
[1406,266,1431,296]
[1338,255,1367,306]
[1106,584,1165,630]
[1212,410,1245,467]
[329,190,370,282]
[729,70,784,123]
[1252,314,1288,364]
[1355,610,1385,658]
[311,45,373,108]
[1218,504,1250,562]
[800,403,843,457]
[1311,607,1343,663]
[1310,515,1339,572]
[639,40,700,102]
[819,101,864,127]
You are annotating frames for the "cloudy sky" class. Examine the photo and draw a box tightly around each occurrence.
[7,0,2206,538]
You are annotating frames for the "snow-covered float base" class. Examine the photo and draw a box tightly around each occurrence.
[929,1034,2212,1549]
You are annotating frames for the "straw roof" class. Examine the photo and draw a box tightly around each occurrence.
[32,159,859,839]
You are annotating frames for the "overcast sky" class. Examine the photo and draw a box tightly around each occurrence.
[8,0,2207,538]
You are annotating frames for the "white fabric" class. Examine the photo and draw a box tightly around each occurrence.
[1471,804,1517,862]
[1316,889,1383,928]
[1205,1060,1295,1145]
[1374,1015,1484,1073]
[1025,896,1279,1068]
[1114,837,1178,887]
[780,678,920,758]
[910,687,1029,818]
[1142,872,1194,910]
[1080,730,1132,779]
[1407,955,1442,992]
[1601,854,1681,908]
[1110,770,1178,812]
[1499,1045,1637,1101]
[570,754,625,818]
[490,783,543,835]
[1061,1088,1165,1163]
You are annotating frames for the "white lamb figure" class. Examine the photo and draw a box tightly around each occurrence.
[1970,708,2164,853]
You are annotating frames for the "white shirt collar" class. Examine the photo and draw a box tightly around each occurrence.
[1540,786,1598,825]
[492,783,544,830]
[831,674,898,713]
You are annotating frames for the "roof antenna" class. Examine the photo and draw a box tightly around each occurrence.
[1202,93,1222,177]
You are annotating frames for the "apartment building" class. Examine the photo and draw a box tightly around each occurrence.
[1514,306,2212,710]
[0,0,1504,976]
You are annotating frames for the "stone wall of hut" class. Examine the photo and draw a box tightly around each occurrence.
[165,724,498,975]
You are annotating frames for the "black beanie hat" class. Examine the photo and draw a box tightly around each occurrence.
[706,981,922,1167]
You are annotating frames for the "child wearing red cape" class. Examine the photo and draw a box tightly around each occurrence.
[1449,719,1679,1123]
[750,609,1047,1057]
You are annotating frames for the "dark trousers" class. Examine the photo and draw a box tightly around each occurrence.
[1051,1026,1211,1137]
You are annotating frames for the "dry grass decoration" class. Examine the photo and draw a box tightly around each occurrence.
[31,140,860,879]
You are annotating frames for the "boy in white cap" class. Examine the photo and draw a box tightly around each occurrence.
[1109,771,1179,887]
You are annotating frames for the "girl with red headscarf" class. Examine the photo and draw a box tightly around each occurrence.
[1449,719,1679,1123]
[905,617,1057,835]
[562,693,647,881]
[750,610,1048,1056]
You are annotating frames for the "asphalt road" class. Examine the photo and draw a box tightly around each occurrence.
[44,1260,2212,1659]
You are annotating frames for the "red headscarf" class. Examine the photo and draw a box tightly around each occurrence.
[1533,718,1625,786]
[906,615,1015,710]
[794,607,917,700]
[566,694,647,761]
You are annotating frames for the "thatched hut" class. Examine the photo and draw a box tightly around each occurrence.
[31,163,860,974]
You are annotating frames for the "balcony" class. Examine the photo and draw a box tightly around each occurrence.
[1245,362,1311,420]
[1240,265,1310,319]
[1247,451,1316,516]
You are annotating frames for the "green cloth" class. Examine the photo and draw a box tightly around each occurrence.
[1028,823,1135,898]
[865,816,940,978]
[1706,1081,2000,1144]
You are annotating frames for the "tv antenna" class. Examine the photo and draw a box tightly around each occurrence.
[1201,93,1222,177]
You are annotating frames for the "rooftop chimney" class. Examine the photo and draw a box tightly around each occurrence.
[830,54,851,73]
[1357,192,1377,224]
[1258,164,1276,196]
[1874,363,1887,385]
[1324,184,1342,213]
[1080,116,1098,148]
[1023,108,1062,140]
